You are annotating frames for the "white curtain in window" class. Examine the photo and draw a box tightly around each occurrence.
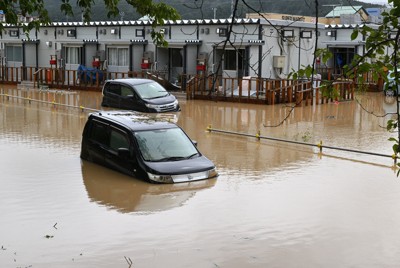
[118,48,129,66]
[14,46,22,62]
[6,46,22,62]
[66,47,80,64]
[108,48,118,65]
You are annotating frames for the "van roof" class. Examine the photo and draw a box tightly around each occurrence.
[105,78,154,86]
[89,111,178,131]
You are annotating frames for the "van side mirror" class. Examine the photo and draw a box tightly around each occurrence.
[128,94,139,100]
[192,140,198,147]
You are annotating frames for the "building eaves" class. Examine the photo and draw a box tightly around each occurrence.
[163,18,260,25]
[325,24,364,29]
[46,18,260,27]
[3,18,261,28]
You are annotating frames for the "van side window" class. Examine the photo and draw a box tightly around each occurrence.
[107,83,121,95]
[110,128,130,151]
[120,86,133,97]
[89,121,109,145]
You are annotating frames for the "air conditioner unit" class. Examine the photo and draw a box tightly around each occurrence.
[67,29,76,37]
[110,28,118,35]
[9,30,19,37]
[217,28,227,37]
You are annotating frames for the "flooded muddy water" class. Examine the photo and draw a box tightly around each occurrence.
[1,86,400,267]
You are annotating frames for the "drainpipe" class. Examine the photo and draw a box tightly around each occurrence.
[183,46,187,75]
[129,43,133,72]
[82,43,86,66]
[22,42,26,80]
[298,28,301,71]
[36,42,39,70]
[35,29,39,71]
[183,45,187,91]
[258,24,263,79]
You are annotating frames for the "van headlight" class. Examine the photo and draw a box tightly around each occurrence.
[147,172,173,183]
[207,168,218,178]
[145,103,159,109]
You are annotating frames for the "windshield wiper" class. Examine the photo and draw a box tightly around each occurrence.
[185,153,199,159]
[155,153,198,162]
[156,156,186,162]
[151,93,169,99]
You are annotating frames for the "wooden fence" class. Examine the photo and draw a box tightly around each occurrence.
[0,66,169,91]
[0,65,373,106]
[185,75,355,106]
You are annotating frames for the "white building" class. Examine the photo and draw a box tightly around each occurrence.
[0,17,371,87]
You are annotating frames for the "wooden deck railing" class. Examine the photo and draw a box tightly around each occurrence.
[0,66,169,91]
[185,74,355,106]
[0,65,372,106]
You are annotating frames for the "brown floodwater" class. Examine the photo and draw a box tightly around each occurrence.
[1,86,400,267]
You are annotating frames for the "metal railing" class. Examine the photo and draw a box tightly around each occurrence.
[206,125,397,165]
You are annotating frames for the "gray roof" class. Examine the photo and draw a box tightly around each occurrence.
[325,6,365,18]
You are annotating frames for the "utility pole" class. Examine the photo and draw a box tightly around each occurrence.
[212,7,217,19]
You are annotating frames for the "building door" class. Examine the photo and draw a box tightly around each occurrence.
[63,46,83,83]
[107,47,129,78]
[170,48,183,84]
[216,48,246,90]
[64,46,82,70]
[5,45,22,81]
[331,47,355,77]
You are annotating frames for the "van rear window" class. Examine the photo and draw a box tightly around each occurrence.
[89,121,109,145]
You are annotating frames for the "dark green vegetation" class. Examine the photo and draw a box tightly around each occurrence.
[43,0,383,22]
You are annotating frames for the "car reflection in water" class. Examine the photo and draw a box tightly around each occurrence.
[81,160,216,213]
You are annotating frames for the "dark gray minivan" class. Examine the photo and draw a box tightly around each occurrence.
[101,78,180,113]
[80,111,218,184]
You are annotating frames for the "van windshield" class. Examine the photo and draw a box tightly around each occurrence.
[135,128,199,162]
[134,81,169,99]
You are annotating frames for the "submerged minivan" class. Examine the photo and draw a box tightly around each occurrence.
[384,70,400,96]
[101,78,180,113]
[80,111,218,183]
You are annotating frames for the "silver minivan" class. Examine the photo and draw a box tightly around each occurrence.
[101,78,180,112]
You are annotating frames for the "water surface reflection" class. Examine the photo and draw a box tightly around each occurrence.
[1,87,400,268]
[81,160,216,213]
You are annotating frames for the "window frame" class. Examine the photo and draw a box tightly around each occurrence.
[6,45,22,62]
[65,46,81,65]
[107,46,129,66]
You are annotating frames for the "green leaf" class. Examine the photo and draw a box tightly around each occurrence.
[392,144,399,154]
[351,30,358,40]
